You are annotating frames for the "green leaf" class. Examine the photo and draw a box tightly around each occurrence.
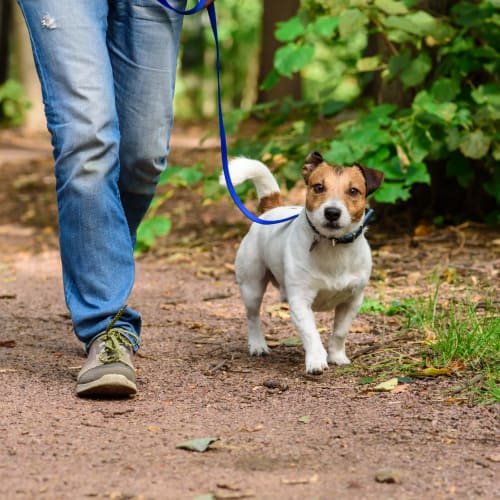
[136,215,172,249]
[405,162,430,185]
[338,9,367,38]
[400,53,432,88]
[387,52,411,81]
[176,437,220,452]
[384,11,437,37]
[309,16,339,37]
[431,78,460,102]
[471,84,500,108]
[274,43,315,77]
[275,16,305,42]
[460,130,492,159]
[298,415,311,424]
[324,140,358,165]
[261,69,280,91]
[356,56,381,72]
[374,0,409,15]
[374,182,411,203]
[413,91,458,123]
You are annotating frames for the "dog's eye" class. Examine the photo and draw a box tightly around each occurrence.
[312,183,325,194]
[348,187,360,196]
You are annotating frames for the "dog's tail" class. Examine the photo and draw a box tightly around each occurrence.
[219,158,283,212]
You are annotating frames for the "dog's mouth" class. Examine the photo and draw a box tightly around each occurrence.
[323,221,342,230]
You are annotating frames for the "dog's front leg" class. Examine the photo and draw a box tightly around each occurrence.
[328,293,363,365]
[239,279,270,356]
[288,294,328,374]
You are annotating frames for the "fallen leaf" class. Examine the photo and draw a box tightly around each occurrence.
[214,488,255,499]
[266,303,290,319]
[281,474,319,485]
[373,378,399,392]
[176,436,220,452]
[0,340,16,348]
[414,224,434,237]
[239,424,263,433]
[298,415,311,424]
[374,468,402,484]
[411,367,452,377]
[147,425,161,433]
[486,453,500,463]
[280,337,302,346]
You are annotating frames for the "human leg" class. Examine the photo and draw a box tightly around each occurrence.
[16,0,140,348]
[107,0,186,239]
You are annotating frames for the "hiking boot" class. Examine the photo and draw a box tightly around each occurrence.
[76,328,139,397]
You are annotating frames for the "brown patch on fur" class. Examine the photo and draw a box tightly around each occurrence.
[305,165,368,222]
[259,192,283,212]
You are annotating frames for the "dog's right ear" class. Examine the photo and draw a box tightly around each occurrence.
[302,151,324,182]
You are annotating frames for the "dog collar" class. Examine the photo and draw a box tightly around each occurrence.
[305,208,375,251]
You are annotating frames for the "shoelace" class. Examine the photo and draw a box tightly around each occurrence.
[98,306,141,364]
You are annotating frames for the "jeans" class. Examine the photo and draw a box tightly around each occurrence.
[17,0,186,350]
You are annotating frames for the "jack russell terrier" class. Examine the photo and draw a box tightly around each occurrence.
[222,152,384,374]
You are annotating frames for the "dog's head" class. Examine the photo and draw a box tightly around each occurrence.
[302,151,384,238]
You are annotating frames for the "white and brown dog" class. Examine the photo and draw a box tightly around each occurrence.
[222,152,384,374]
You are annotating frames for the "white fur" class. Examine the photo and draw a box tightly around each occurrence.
[219,158,279,200]
[225,158,373,374]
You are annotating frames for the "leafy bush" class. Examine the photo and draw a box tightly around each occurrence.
[231,0,499,216]
[0,79,30,127]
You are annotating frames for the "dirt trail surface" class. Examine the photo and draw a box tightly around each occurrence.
[0,128,498,500]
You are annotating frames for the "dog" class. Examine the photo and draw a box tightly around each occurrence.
[221,152,384,374]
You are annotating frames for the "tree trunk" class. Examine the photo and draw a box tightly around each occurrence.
[257,0,301,103]
[0,0,12,85]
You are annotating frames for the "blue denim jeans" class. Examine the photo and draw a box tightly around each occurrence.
[17,0,186,350]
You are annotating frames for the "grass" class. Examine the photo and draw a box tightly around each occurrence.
[402,283,500,403]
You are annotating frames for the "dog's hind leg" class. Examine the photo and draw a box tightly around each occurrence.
[239,276,270,356]
[328,293,363,365]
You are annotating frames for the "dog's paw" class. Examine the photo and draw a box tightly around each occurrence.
[328,351,351,366]
[248,342,271,356]
[305,349,329,375]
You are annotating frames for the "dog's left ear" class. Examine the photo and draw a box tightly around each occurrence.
[355,163,384,195]
[302,151,324,182]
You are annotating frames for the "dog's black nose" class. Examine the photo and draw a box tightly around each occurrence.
[324,207,341,221]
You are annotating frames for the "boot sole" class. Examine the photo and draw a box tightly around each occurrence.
[76,373,137,397]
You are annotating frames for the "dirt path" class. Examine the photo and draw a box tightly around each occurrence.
[0,129,498,500]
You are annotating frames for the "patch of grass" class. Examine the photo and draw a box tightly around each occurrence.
[403,283,499,403]
[360,298,415,316]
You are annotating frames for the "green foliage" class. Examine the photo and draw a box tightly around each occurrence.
[174,0,262,118]
[135,164,205,254]
[230,0,499,212]
[0,79,30,127]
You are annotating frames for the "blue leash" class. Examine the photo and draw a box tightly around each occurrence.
[155,0,299,225]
